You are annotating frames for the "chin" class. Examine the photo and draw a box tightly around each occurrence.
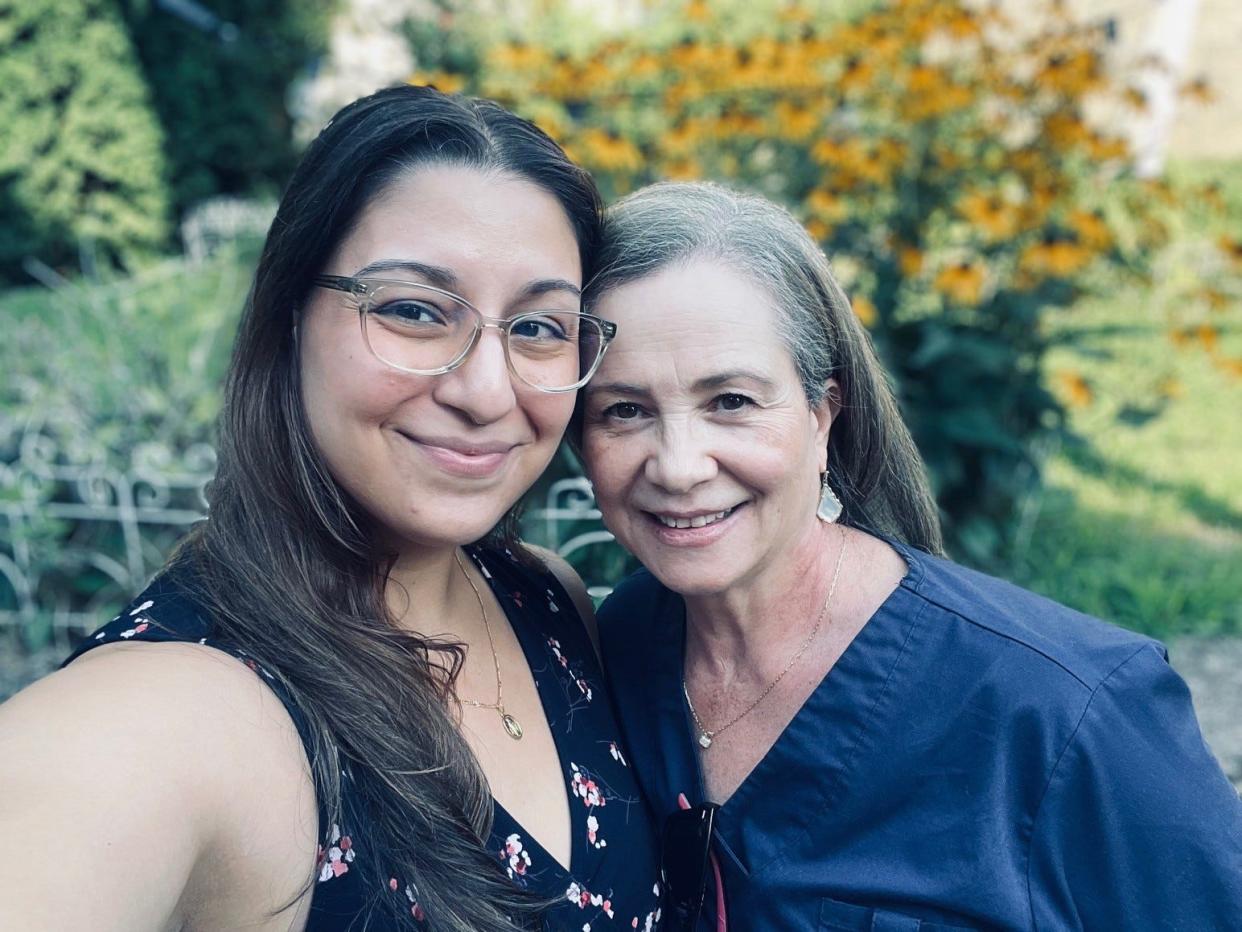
[637,551,739,599]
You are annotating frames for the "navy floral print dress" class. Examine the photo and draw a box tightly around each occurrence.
[65,544,663,931]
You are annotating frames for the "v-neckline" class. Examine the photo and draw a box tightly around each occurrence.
[661,540,928,858]
[466,547,587,882]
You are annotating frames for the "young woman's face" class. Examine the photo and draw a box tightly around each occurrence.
[582,259,835,599]
[299,164,583,550]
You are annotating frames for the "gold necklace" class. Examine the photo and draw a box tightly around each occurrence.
[683,525,848,750]
[454,549,523,741]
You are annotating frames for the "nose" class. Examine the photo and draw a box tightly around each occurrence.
[432,328,518,425]
[644,419,717,493]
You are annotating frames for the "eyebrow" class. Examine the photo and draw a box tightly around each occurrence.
[590,370,778,397]
[692,370,779,392]
[351,260,581,300]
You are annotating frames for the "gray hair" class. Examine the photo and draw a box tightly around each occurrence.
[584,181,944,553]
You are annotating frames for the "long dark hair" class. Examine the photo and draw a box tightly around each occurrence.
[582,181,942,554]
[180,85,603,929]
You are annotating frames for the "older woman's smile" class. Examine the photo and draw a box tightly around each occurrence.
[583,259,833,598]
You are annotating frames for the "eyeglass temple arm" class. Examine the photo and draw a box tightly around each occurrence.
[314,274,367,296]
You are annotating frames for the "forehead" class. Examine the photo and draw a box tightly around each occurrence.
[332,164,582,286]
[590,259,797,384]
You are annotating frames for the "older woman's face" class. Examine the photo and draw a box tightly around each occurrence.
[299,165,582,550]
[582,259,835,598]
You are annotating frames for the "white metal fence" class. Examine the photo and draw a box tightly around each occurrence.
[0,422,615,651]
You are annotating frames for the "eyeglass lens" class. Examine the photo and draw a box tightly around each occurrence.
[661,804,717,931]
[360,282,604,390]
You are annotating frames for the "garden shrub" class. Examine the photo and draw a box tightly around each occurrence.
[410,0,1217,563]
[0,0,171,282]
[120,0,332,218]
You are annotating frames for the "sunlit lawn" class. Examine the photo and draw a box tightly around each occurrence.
[1006,161,1242,636]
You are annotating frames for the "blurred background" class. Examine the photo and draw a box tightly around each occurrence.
[1,0,1239,778]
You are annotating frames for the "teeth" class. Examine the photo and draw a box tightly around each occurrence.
[656,508,733,529]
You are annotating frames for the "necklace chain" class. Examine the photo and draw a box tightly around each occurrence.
[683,525,849,750]
[454,549,524,741]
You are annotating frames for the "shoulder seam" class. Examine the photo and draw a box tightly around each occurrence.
[1022,641,1154,931]
[906,586,1110,691]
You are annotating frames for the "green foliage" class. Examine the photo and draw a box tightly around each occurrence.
[0,0,171,282]
[408,0,1191,563]
[0,246,253,637]
[120,0,332,216]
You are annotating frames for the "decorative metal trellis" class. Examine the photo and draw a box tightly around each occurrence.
[0,420,616,652]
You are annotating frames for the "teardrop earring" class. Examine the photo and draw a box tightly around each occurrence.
[817,471,843,523]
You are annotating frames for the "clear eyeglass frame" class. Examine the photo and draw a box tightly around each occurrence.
[314,274,617,393]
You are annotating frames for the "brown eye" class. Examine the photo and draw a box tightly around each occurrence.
[716,393,752,411]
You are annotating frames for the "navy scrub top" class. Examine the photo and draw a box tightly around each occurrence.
[598,539,1242,931]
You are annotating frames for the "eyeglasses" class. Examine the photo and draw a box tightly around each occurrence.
[661,802,719,931]
[314,275,617,393]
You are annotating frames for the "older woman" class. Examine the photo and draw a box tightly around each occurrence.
[581,181,1241,931]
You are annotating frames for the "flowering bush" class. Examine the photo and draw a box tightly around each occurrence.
[411,0,1234,560]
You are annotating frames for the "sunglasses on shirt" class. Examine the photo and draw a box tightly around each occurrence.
[661,802,720,931]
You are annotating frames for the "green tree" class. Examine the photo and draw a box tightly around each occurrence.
[120,0,333,216]
[0,0,171,281]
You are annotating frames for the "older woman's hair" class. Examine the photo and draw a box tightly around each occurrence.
[585,181,943,554]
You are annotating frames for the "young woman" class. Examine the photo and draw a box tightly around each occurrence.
[581,181,1241,931]
[0,86,661,931]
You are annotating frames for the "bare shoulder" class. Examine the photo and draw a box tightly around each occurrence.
[0,641,319,929]
[524,543,600,657]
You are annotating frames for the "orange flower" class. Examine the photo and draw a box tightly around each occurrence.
[1218,235,1242,266]
[573,128,643,174]
[1197,324,1219,354]
[1020,238,1091,277]
[933,261,986,305]
[1180,76,1215,104]
[1122,87,1148,111]
[899,246,925,277]
[852,295,878,327]
[805,218,832,242]
[1066,209,1112,251]
[409,71,466,94]
[1215,357,1242,379]
[806,188,848,223]
[958,192,1021,241]
[1200,288,1231,313]
[1054,370,1093,408]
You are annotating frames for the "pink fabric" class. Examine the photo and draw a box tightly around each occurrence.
[676,793,727,931]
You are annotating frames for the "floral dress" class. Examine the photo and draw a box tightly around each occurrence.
[65,544,663,931]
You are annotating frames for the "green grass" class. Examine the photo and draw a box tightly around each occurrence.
[1004,160,1242,637]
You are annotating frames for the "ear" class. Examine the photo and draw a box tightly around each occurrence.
[811,378,841,473]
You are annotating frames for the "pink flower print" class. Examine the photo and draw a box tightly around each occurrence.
[602,898,615,919]
[317,824,355,882]
[549,638,570,669]
[586,814,607,849]
[118,620,151,639]
[609,742,628,767]
[570,763,606,808]
[500,833,532,879]
[512,590,525,608]
[545,588,560,613]
[575,676,593,701]
[403,883,426,921]
[389,878,399,892]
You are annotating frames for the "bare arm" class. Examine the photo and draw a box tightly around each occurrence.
[0,642,319,931]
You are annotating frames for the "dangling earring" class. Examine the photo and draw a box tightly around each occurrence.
[817,471,842,523]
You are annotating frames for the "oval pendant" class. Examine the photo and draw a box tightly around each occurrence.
[502,713,524,740]
[698,732,713,749]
